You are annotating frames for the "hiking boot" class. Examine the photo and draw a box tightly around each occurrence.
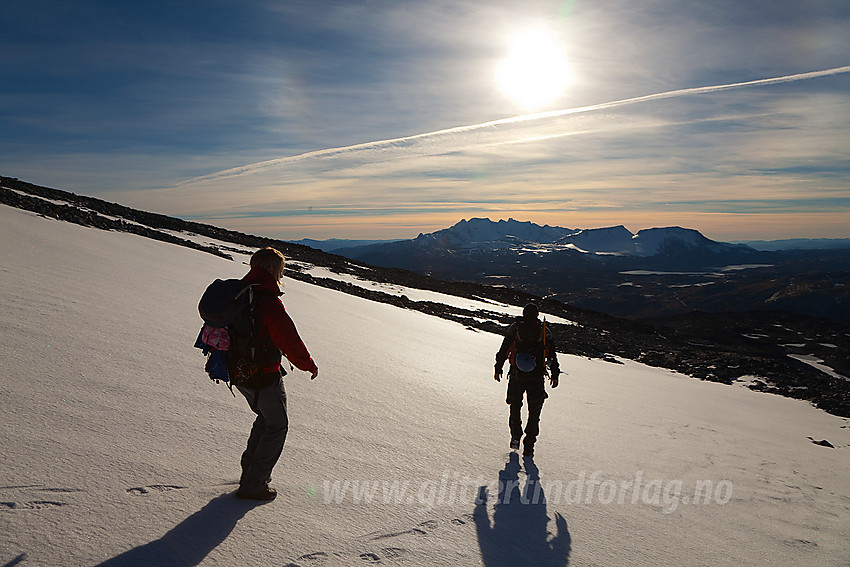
[510,438,521,451]
[235,486,277,501]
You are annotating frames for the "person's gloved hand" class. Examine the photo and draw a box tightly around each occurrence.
[494,364,503,382]
[549,369,560,388]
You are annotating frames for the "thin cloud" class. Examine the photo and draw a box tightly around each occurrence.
[179,65,850,186]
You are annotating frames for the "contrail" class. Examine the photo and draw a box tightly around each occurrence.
[180,65,850,186]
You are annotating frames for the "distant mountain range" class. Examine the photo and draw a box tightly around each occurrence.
[734,238,850,251]
[330,217,763,270]
[292,220,850,255]
[2,175,847,415]
[290,237,404,252]
[322,218,850,322]
[402,218,753,257]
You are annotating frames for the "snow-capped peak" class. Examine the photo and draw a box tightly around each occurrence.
[556,225,636,254]
[415,218,575,249]
[632,227,732,256]
[411,219,747,257]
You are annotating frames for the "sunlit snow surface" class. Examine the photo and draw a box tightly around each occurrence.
[1,204,848,567]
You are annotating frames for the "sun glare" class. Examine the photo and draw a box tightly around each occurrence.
[497,28,573,111]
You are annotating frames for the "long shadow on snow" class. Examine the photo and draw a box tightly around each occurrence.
[95,492,269,567]
[474,453,571,567]
[2,553,27,567]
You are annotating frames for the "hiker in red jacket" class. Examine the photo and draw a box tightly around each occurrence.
[235,247,318,500]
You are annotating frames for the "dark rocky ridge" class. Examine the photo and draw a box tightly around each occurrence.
[2,175,848,417]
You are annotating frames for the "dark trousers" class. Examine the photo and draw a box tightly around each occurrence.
[506,372,547,446]
[237,378,289,491]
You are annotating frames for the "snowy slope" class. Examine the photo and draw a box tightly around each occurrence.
[1,203,848,567]
[555,226,747,257]
[555,226,635,254]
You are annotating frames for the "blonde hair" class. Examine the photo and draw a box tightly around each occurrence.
[250,247,286,282]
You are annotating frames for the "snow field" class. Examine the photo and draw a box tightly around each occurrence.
[1,203,848,566]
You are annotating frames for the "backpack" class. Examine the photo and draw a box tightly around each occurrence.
[194,278,281,394]
[509,317,549,376]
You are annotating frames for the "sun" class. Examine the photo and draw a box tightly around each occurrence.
[497,28,573,111]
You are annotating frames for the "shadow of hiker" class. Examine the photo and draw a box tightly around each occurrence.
[474,453,571,567]
[95,492,269,567]
[1,553,27,567]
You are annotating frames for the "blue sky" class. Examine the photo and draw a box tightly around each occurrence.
[2,0,849,240]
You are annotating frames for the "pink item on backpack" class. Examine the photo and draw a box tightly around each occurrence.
[202,324,230,350]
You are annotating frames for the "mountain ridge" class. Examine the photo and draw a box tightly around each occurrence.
[336,217,764,270]
[342,217,753,258]
[1,175,847,416]
[333,217,849,323]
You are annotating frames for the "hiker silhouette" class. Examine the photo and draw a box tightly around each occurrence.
[95,492,269,566]
[474,453,571,567]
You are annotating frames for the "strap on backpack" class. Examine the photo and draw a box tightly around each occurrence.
[542,317,549,377]
[512,318,549,377]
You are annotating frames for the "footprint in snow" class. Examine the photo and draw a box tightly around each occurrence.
[284,550,339,566]
[378,548,408,559]
[0,485,84,493]
[288,516,468,565]
[286,545,412,567]
[126,484,186,495]
[0,500,67,511]
[363,515,474,542]
[298,551,330,562]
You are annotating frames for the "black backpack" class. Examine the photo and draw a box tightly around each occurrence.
[195,279,280,393]
[512,317,547,375]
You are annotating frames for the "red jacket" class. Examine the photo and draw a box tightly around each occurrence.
[241,266,318,375]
